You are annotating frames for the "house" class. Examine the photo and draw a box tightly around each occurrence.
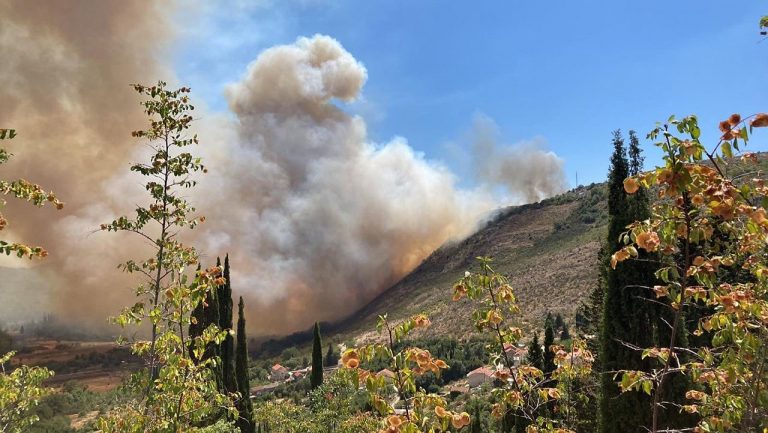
[376,369,396,383]
[466,366,495,388]
[503,343,529,367]
[270,364,290,381]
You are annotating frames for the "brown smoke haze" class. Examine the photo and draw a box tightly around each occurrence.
[0,0,175,326]
[0,4,567,335]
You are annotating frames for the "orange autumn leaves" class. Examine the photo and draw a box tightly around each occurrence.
[341,313,458,433]
[612,112,768,270]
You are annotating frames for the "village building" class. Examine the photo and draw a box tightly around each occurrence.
[466,366,495,388]
[376,368,396,383]
[503,343,529,367]
[269,364,290,381]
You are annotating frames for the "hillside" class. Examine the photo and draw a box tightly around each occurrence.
[336,182,609,343]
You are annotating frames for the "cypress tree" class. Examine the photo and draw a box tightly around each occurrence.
[543,322,556,376]
[188,263,223,389]
[310,322,323,389]
[325,343,337,367]
[599,130,646,432]
[526,332,543,371]
[554,313,564,332]
[598,130,690,432]
[560,324,570,340]
[218,255,237,394]
[189,264,205,362]
[235,297,255,433]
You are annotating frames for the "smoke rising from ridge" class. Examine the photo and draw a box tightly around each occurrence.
[0,3,568,335]
[191,35,494,333]
[471,114,567,203]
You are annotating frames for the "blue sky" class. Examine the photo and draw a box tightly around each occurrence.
[174,1,767,188]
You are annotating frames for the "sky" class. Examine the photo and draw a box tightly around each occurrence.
[174,0,767,188]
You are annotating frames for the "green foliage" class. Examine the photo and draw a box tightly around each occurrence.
[0,351,53,433]
[254,371,377,433]
[543,323,555,376]
[598,128,688,433]
[324,343,338,367]
[219,255,237,395]
[527,333,543,371]
[236,297,255,433]
[310,322,323,389]
[96,82,235,432]
[611,112,768,432]
[453,257,595,433]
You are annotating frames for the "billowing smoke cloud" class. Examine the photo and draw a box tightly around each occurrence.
[192,36,493,334]
[471,114,567,203]
[0,3,567,335]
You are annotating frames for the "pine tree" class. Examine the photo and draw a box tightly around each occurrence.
[235,297,255,433]
[310,322,323,389]
[543,323,555,376]
[218,255,237,394]
[526,332,543,371]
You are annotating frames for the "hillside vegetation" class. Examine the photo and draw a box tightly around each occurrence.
[341,183,608,343]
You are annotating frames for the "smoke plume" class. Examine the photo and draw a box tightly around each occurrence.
[471,114,567,203]
[0,3,567,335]
[0,0,175,325]
[192,35,493,333]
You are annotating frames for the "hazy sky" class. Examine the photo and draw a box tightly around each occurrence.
[173,1,767,188]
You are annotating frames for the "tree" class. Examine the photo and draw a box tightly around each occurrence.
[219,255,237,395]
[97,82,234,432]
[543,322,556,376]
[598,130,657,432]
[325,343,337,367]
[554,314,565,332]
[450,258,594,431]
[560,324,570,341]
[310,322,323,389]
[236,297,255,433]
[0,351,53,433]
[611,112,768,432]
[526,332,543,371]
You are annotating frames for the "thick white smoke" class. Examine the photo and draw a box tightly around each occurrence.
[193,36,495,333]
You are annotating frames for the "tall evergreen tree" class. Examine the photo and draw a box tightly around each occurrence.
[218,255,237,394]
[554,313,565,332]
[310,322,323,389]
[543,322,556,376]
[235,297,255,433]
[188,264,223,389]
[325,343,337,367]
[526,332,543,371]
[598,130,690,432]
